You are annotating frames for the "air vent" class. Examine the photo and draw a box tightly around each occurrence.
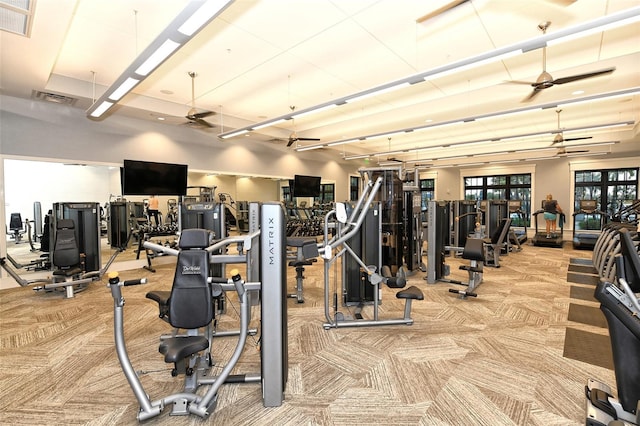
[32,90,78,106]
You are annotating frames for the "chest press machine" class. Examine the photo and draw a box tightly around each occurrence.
[109,203,288,421]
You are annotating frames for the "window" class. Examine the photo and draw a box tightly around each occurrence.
[316,183,335,205]
[574,167,638,228]
[464,173,531,226]
[350,176,360,201]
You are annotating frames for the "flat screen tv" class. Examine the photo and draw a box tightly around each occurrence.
[122,159,188,196]
[293,174,321,197]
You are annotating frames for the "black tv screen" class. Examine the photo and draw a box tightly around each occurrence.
[122,159,188,196]
[293,174,321,197]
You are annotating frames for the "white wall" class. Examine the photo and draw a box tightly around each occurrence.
[4,159,115,223]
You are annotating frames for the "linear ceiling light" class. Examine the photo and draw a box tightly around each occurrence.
[219,6,639,140]
[309,88,637,154]
[341,121,630,161]
[87,0,234,119]
[403,141,618,166]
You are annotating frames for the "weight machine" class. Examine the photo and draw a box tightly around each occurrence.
[320,172,423,329]
[111,203,288,421]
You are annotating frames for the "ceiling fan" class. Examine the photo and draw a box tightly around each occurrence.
[286,106,320,147]
[552,109,590,156]
[551,109,592,146]
[513,21,615,102]
[184,71,215,128]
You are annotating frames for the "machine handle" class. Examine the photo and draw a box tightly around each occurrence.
[123,278,147,286]
[107,272,147,287]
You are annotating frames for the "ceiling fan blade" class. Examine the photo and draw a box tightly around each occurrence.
[522,87,543,102]
[562,136,592,142]
[506,80,538,86]
[192,111,214,119]
[286,138,297,147]
[296,137,321,141]
[552,67,615,85]
[194,118,214,128]
[416,0,469,23]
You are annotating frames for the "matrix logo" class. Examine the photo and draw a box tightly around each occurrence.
[182,265,201,275]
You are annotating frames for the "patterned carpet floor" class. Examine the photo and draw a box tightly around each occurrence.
[0,238,616,425]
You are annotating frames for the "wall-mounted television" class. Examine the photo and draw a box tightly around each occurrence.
[293,174,321,197]
[122,159,188,196]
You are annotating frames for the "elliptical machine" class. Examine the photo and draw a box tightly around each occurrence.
[585,227,640,426]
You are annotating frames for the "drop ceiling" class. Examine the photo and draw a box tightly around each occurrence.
[1,0,639,167]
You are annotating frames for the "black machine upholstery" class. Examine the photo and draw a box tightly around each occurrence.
[148,229,215,364]
[594,281,640,414]
[483,218,511,267]
[618,227,640,292]
[52,219,82,276]
[462,238,485,262]
[167,244,213,330]
[7,213,25,242]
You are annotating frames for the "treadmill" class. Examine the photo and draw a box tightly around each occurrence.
[508,199,528,245]
[532,200,565,248]
[573,199,608,250]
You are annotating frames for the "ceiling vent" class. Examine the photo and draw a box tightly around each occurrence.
[32,90,78,106]
[0,0,36,37]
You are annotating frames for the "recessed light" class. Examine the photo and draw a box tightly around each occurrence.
[572,90,585,95]
[157,117,165,121]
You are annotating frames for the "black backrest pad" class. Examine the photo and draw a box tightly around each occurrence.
[9,213,22,230]
[168,249,213,329]
[53,220,80,268]
[491,218,510,245]
[179,228,212,249]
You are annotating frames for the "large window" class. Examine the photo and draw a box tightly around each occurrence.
[350,176,360,201]
[574,167,638,228]
[464,173,531,225]
[316,183,335,205]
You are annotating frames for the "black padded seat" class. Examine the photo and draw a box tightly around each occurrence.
[159,336,210,364]
[461,238,485,261]
[287,237,319,259]
[396,285,424,300]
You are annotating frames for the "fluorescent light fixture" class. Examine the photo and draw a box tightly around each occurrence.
[344,82,411,104]
[327,139,360,147]
[220,129,249,139]
[290,104,337,119]
[178,0,234,36]
[296,144,325,152]
[108,77,140,101]
[563,122,633,133]
[476,108,542,121]
[252,118,287,130]
[218,8,639,140]
[135,39,181,76]
[423,50,522,81]
[89,101,114,118]
[413,121,464,131]
[365,130,408,140]
[87,0,234,119]
[547,8,640,46]
[558,87,640,107]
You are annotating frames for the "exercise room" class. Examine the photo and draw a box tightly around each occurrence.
[1,1,639,425]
